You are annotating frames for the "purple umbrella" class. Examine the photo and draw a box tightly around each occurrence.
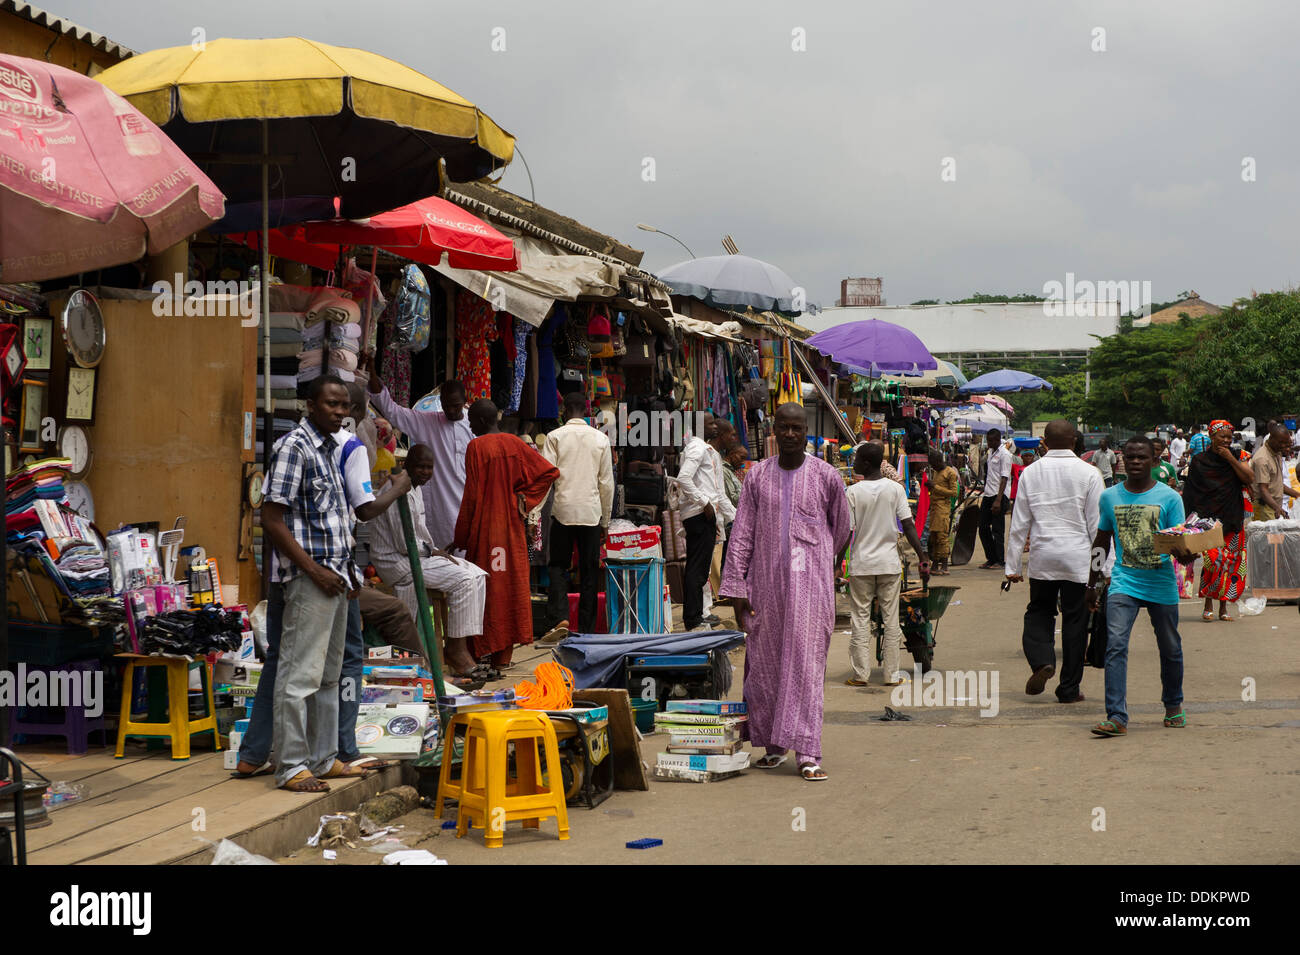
[806,320,938,376]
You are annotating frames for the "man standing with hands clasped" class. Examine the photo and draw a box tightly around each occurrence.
[1086,436,1187,737]
[978,428,1015,569]
[1004,420,1102,703]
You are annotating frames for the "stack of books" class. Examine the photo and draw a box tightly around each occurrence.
[653,699,750,782]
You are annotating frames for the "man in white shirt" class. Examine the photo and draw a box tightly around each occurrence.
[676,413,736,630]
[1004,419,1102,702]
[537,392,615,636]
[365,355,473,550]
[845,442,929,686]
[978,428,1015,569]
[369,444,488,680]
[1168,431,1188,469]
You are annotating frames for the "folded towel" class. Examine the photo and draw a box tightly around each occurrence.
[306,291,361,325]
[269,311,305,331]
[256,374,298,390]
[269,327,302,344]
[329,348,358,372]
[332,322,362,340]
[297,350,323,369]
[263,342,301,358]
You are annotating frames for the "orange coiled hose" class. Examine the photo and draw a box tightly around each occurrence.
[512,661,575,710]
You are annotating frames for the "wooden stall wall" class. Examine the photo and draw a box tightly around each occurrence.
[80,299,254,602]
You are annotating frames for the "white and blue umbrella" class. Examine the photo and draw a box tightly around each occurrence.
[658,254,813,313]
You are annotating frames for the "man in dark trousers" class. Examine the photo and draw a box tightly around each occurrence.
[978,429,1015,569]
[1004,420,1103,701]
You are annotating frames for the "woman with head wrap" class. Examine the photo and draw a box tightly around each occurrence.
[1182,420,1256,621]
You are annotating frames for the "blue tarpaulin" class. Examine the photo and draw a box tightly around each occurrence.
[554,630,745,690]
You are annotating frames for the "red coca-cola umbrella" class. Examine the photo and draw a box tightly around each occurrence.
[230,194,517,272]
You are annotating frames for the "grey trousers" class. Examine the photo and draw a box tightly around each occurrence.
[273,574,348,785]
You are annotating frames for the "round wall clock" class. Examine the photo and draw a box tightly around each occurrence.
[61,289,106,368]
[65,480,94,521]
[246,468,265,508]
[58,425,93,479]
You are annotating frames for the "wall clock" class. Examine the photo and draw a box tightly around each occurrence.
[22,316,53,372]
[0,324,25,392]
[65,480,94,522]
[58,424,93,479]
[65,366,97,423]
[61,289,105,368]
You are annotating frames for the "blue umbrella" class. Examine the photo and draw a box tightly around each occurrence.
[957,368,1053,394]
[658,254,814,313]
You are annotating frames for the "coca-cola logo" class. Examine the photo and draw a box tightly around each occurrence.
[423,209,491,235]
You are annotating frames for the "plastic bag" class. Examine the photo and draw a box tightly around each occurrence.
[1239,596,1267,616]
[43,781,89,810]
[389,264,431,354]
[210,838,277,865]
[250,600,268,657]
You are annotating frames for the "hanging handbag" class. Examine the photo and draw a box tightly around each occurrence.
[557,315,589,361]
[624,317,655,366]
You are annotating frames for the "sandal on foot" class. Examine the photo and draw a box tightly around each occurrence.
[799,763,828,781]
[343,756,393,773]
[1091,719,1127,737]
[320,760,369,779]
[844,678,870,687]
[1201,611,1215,622]
[1163,711,1187,728]
[754,753,789,769]
[229,761,273,779]
[280,771,330,793]
[1218,612,1233,622]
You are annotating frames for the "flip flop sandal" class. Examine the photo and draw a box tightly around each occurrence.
[799,763,828,781]
[345,757,394,773]
[1201,611,1215,622]
[1163,712,1187,728]
[229,761,273,779]
[320,760,369,779]
[1091,719,1127,737]
[754,753,789,769]
[1218,613,1234,622]
[446,673,486,690]
[844,678,870,687]
[280,771,330,793]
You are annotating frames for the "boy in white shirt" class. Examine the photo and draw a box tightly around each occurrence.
[844,443,930,686]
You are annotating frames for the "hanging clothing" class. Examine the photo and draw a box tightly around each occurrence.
[380,339,411,407]
[1200,530,1247,603]
[536,307,562,420]
[455,289,498,400]
[506,317,529,414]
[452,433,559,663]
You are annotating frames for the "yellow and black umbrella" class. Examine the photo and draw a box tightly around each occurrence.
[96,36,514,223]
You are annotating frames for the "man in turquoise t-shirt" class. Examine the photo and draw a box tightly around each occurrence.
[1086,435,1187,736]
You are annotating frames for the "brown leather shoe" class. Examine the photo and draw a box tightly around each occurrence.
[1025,664,1055,695]
[1057,691,1086,703]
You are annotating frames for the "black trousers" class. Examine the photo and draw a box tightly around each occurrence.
[546,520,604,633]
[1022,577,1089,700]
[682,512,717,628]
[978,495,1009,564]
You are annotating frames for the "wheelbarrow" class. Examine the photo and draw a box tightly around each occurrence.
[871,566,959,673]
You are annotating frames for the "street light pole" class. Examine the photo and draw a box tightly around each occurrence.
[636,222,695,258]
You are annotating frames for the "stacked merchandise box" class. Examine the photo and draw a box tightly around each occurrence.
[652,699,749,782]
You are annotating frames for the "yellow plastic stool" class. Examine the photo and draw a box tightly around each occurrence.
[438,710,570,848]
[115,654,222,760]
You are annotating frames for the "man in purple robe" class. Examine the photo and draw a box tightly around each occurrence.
[720,402,852,782]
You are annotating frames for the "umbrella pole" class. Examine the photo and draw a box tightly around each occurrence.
[260,121,274,599]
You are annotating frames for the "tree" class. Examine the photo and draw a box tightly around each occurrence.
[1083,319,1202,429]
[1170,290,1300,425]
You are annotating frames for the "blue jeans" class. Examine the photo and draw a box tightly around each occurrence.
[240,586,363,766]
[1103,591,1183,726]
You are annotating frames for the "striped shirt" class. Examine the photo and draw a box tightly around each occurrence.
[264,417,359,587]
[1189,431,1211,455]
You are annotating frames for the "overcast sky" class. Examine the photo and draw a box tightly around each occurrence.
[54,0,1300,309]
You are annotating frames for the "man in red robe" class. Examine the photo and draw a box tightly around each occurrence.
[453,399,559,667]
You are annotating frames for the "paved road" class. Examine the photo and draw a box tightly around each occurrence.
[280,561,1300,865]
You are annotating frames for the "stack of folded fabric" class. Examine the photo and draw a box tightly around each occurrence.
[5,457,73,543]
[299,290,362,386]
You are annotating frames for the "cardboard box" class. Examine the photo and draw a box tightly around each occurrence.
[354,703,430,759]
[361,683,424,704]
[1155,524,1224,555]
[602,526,663,561]
[656,750,750,773]
[222,749,241,770]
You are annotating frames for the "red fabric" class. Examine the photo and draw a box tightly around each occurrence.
[452,433,559,661]
[1009,463,1025,500]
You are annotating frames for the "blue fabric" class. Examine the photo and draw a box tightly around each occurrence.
[1098,482,1184,604]
[554,630,745,689]
[1189,432,1211,455]
[1103,592,1183,726]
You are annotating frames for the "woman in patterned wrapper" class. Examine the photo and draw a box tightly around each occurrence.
[1181,420,1255,622]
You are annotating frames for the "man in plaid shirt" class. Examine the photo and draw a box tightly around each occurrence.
[261,374,362,792]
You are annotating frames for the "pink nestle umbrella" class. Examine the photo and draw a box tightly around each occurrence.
[0,54,225,282]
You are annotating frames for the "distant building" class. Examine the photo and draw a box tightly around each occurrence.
[1145,292,1222,325]
[838,277,884,307]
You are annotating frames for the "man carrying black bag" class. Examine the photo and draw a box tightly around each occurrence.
[1003,420,1103,703]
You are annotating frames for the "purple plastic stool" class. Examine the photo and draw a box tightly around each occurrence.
[9,660,109,755]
